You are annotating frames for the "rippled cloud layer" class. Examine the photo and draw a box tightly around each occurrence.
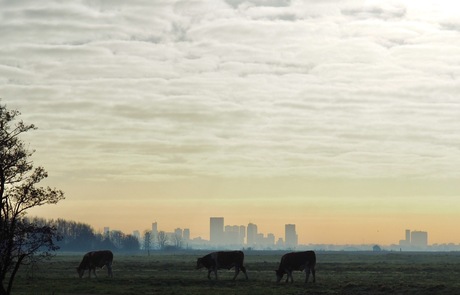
[1,0,460,181]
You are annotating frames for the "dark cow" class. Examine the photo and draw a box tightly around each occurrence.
[196,251,248,280]
[76,250,113,278]
[275,251,316,284]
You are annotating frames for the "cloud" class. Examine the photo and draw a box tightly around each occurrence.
[341,4,407,20]
[1,0,460,181]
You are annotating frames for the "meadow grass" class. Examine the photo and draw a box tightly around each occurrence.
[12,251,460,295]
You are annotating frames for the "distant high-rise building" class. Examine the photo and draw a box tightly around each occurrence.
[104,227,110,235]
[224,225,240,245]
[411,231,428,248]
[174,228,183,238]
[285,224,298,248]
[239,225,246,245]
[247,223,258,246]
[267,233,275,246]
[399,229,411,246]
[133,230,140,241]
[276,238,284,247]
[399,229,428,248]
[405,229,410,243]
[183,228,190,241]
[152,222,158,235]
[210,217,224,245]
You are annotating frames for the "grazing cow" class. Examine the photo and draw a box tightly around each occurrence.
[275,251,316,284]
[76,250,113,278]
[196,251,248,280]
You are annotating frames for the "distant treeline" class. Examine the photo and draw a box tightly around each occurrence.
[30,217,140,252]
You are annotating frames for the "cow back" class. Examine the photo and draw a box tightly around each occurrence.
[90,250,113,268]
[216,251,244,269]
[78,250,113,270]
[198,251,245,270]
[280,251,316,271]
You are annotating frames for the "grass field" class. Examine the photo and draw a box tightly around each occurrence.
[12,250,460,295]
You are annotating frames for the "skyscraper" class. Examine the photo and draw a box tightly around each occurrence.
[210,217,224,245]
[247,223,257,246]
[239,225,246,245]
[152,222,158,236]
[411,231,428,248]
[285,224,298,248]
[183,228,190,241]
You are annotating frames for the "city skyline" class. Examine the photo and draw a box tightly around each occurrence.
[209,217,295,247]
[2,1,460,246]
[97,217,446,250]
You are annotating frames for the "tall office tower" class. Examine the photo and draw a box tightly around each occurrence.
[133,230,140,241]
[210,217,224,245]
[399,229,411,246]
[247,223,258,246]
[104,227,110,235]
[411,231,428,248]
[174,228,183,238]
[239,225,246,245]
[285,224,298,248]
[152,222,158,236]
[267,233,275,246]
[224,225,240,245]
[183,228,190,241]
[276,238,284,247]
[405,229,411,244]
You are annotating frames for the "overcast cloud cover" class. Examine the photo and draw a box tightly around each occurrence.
[1,0,460,182]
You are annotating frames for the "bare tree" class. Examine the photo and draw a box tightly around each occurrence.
[143,230,152,255]
[0,103,65,295]
[156,231,168,250]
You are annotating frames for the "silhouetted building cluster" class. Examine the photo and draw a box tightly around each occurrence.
[399,229,428,249]
[118,217,300,250]
[209,217,298,249]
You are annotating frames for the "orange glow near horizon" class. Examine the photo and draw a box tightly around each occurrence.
[28,176,460,246]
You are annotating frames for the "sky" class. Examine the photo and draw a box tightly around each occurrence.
[1,0,460,245]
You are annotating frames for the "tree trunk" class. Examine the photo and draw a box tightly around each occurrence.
[5,255,24,295]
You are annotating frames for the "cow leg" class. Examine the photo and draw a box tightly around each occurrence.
[213,267,218,280]
[240,265,248,280]
[107,262,113,277]
[305,267,310,283]
[288,271,294,283]
[207,269,212,280]
[312,268,316,283]
[93,267,98,278]
[233,266,240,281]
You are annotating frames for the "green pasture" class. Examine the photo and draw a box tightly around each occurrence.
[12,251,460,295]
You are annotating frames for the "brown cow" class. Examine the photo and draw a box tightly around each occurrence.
[76,250,113,278]
[196,251,248,280]
[275,251,316,284]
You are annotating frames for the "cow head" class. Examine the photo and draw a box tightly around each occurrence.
[196,258,204,269]
[275,269,285,283]
[76,267,85,278]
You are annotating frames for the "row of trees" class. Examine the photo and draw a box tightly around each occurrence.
[30,218,141,252]
[33,217,186,253]
[142,230,185,255]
